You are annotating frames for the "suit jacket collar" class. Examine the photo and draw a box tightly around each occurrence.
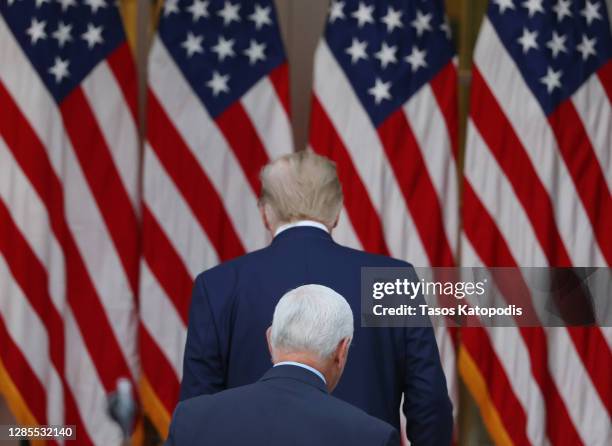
[259,364,329,394]
[271,226,333,245]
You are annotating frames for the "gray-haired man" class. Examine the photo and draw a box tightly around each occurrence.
[167,285,400,446]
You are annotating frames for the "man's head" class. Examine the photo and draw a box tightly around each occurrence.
[259,151,343,233]
[267,284,354,392]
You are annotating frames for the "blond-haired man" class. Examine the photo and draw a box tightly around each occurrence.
[181,151,452,446]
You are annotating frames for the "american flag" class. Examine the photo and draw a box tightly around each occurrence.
[141,0,292,436]
[461,0,611,445]
[0,0,140,445]
[308,0,460,440]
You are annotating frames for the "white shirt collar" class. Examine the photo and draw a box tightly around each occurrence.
[274,220,329,238]
[274,361,327,384]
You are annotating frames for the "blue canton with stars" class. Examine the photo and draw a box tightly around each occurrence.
[488,0,612,115]
[1,0,127,103]
[159,0,286,119]
[325,0,455,127]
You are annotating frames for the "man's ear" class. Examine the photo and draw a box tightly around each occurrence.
[259,204,272,232]
[335,337,351,367]
[332,213,340,229]
[266,327,274,362]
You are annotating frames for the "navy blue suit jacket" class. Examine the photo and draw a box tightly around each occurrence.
[167,365,399,446]
[180,226,452,445]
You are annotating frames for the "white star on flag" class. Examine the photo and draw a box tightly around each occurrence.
[552,0,572,21]
[493,0,515,14]
[405,45,427,72]
[187,0,209,22]
[329,1,345,23]
[576,34,597,60]
[58,0,76,11]
[546,31,567,58]
[522,0,544,17]
[164,0,180,17]
[35,0,50,8]
[206,71,230,96]
[352,2,374,28]
[581,1,602,25]
[440,19,451,39]
[48,57,70,83]
[249,4,272,29]
[82,23,104,49]
[244,39,266,64]
[517,27,538,54]
[52,21,73,48]
[218,1,241,26]
[211,36,236,61]
[26,18,47,45]
[181,32,204,57]
[374,42,398,69]
[540,66,562,93]
[368,77,392,104]
[381,6,403,33]
[345,38,368,64]
[411,10,432,37]
[84,0,107,14]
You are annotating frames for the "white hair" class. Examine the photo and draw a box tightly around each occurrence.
[259,150,343,228]
[270,284,354,359]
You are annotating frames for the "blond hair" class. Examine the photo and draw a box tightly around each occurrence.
[259,151,343,228]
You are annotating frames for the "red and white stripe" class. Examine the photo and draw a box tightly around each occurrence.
[309,39,460,440]
[0,16,140,445]
[461,16,612,446]
[141,35,292,435]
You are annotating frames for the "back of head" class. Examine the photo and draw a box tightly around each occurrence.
[259,151,343,229]
[270,284,353,360]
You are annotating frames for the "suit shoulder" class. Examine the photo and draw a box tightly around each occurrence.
[196,246,271,284]
[325,394,398,441]
[178,381,257,412]
[176,392,213,414]
[170,394,211,432]
[334,243,412,269]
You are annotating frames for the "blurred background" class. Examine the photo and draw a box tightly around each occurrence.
[115,0,489,152]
